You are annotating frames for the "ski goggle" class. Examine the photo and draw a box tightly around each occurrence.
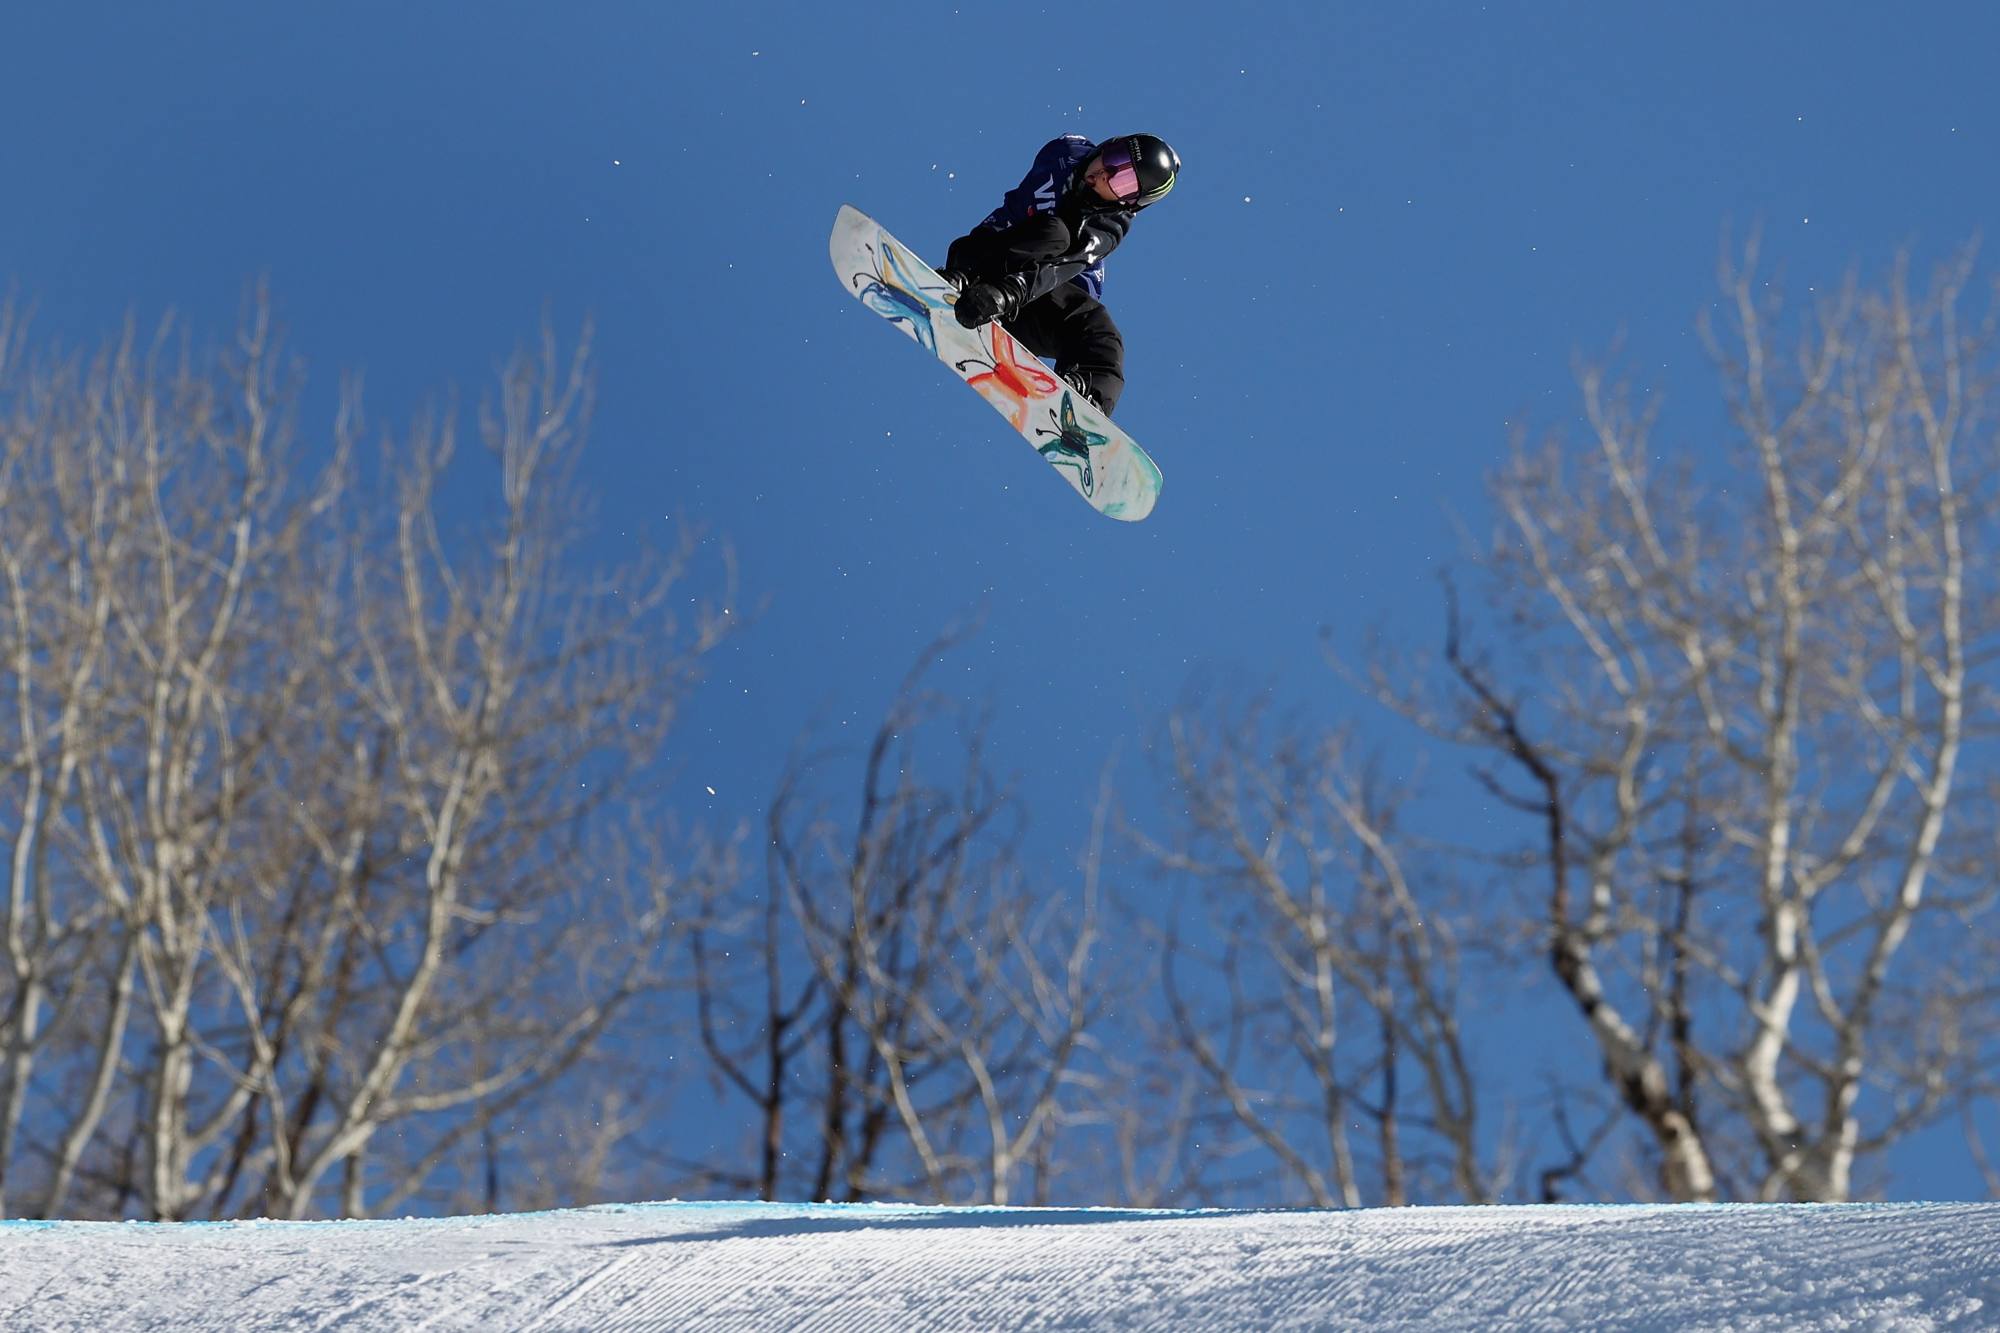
[1094,143,1143,202]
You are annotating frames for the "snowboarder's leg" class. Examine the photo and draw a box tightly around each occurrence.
[944,216,1073,282]
[1008,285,1125,415]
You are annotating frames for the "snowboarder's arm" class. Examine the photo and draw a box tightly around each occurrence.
[1015,211,1130,302]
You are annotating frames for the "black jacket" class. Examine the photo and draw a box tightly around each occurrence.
[973,134,1136,302]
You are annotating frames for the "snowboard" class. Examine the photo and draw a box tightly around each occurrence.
[829,204,1163,522]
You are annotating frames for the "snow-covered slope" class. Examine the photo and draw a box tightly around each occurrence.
[2,1201,1994,1330]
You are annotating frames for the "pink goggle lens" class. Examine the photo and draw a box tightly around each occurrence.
[1099,145,1142,201]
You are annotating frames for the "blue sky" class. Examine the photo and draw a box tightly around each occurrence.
[6,1,1999,1200]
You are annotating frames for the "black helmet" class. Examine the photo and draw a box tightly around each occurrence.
[1090,134,1180,209]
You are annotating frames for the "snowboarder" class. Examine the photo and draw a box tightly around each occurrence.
[940,134,1180,417]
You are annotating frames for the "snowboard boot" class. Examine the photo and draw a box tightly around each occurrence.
[1061,368,1111,415]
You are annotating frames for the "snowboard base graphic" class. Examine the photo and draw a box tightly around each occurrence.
[830,204,1162,522]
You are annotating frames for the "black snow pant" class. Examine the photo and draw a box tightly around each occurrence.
[945,218,1126,415]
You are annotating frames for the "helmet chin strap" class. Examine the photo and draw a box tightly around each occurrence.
[1069,192,1130,217]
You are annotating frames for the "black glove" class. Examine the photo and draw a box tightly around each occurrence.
[954,274,1028,329]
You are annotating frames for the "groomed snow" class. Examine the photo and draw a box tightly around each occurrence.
[2,1200,1995,1330]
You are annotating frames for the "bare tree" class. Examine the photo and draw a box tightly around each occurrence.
[691,632,1106,1205]
[1139,691,1497,1207]
[0,292,731,1219]
[1375,244,2000,1200]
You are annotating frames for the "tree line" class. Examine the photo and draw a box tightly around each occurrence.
[3,246,1997,1218]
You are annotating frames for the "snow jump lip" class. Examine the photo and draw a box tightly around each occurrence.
[5,1199,1997,1332]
